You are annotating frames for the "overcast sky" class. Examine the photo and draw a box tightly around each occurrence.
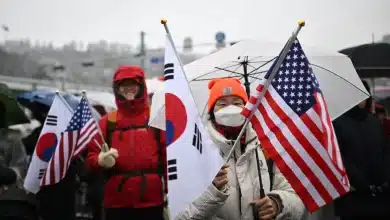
[1,0,389,52]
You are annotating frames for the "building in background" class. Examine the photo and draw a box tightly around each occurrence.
[1,37,203,85]
[144,48,200,78]
[383,34,390,44]
[183,37,193,53]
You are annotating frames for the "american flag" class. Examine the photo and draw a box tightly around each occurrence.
[242,39,350,212]
[41,97,98,186]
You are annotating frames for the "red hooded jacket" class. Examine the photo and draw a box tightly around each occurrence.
[86,65,167,208]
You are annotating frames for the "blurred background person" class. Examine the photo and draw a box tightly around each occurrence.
[332,80,390,220]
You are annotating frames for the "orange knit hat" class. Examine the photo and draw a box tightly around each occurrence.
[207,78,248,112]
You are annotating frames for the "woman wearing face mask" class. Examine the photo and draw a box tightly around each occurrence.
[176,78,304,220]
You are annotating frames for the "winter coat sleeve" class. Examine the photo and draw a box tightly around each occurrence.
[7,137,28,179]
[268,165,305,220]
[86,117,108,172]
[332,121,370,189]
[340,157,369,189]
[175,184,230,220]
[383,137,390,183]
[379,123,390,184]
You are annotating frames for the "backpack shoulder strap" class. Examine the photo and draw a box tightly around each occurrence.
[151,127,164,176]
[107,110,117,122]
[105,111,117,148]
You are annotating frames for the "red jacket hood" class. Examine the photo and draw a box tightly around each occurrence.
[113,65,149,119]
[114,65,146,83]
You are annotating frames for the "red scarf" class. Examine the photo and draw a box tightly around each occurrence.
[213,121,247,151]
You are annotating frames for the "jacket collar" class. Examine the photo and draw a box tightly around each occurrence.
[207,120,258,159]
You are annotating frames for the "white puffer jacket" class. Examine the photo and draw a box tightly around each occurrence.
[175,121,305,220]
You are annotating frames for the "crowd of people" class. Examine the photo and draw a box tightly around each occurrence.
[0,65,389,220]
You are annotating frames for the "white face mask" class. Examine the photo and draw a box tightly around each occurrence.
[214,105,246,127]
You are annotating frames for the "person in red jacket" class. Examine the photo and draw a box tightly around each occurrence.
[86,65,167,220]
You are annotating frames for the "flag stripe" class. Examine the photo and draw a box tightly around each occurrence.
[241,107,251,118]
[259,95,334,203]
[74,130,98,158]
[314,95,336,166]
[317,94,347,178]
[246,86,348,208]
[314,96,334,163]
[78,120,95,144]
[250,95,325,144]
[305,109,323,133]
[80,120,94,134]
[49,156,55,186]
[59,135,65,180]
[266,89,347,196]
[250,112,322,211]
[251,90,345,181]
[267,88,345,182]
[54,137,61,182]
[300,111,323,140]
[63,131,77,179]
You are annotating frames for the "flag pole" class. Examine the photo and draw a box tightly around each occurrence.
[81,90,109,152]
[160,19,184,220]
[161,18,189,82]
[225,20,306,164]
[55,90,74,114]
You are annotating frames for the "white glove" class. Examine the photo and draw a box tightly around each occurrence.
[98,148,118,168]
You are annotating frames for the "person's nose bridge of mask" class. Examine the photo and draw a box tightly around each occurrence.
[214,105,246,127]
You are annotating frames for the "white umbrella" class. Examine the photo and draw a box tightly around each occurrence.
[151,39,369,127]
